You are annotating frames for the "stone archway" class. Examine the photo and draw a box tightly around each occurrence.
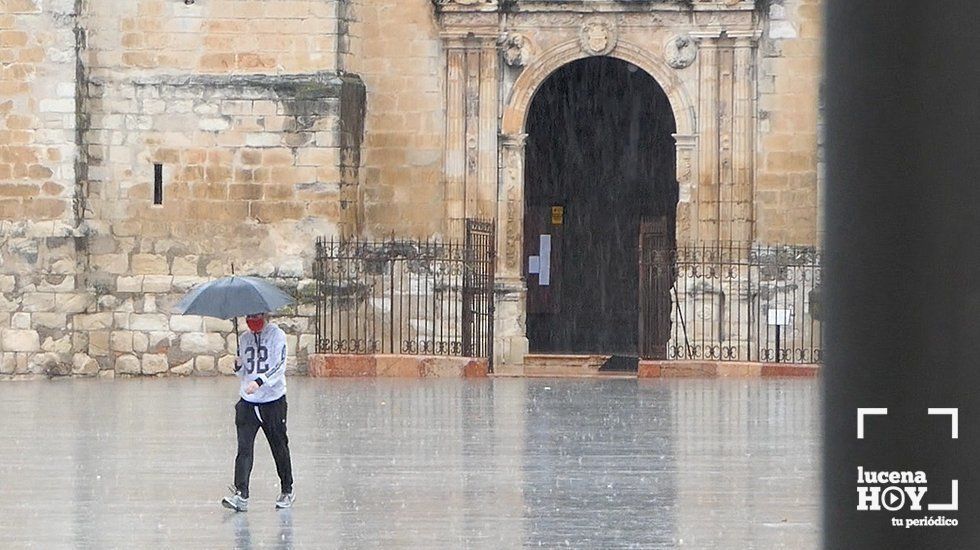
[501,39,697,136]
[522,56,677,355]
[493,40,698,366]
[432,4,763,367]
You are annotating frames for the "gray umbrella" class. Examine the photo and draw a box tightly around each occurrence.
[174,276,294,320]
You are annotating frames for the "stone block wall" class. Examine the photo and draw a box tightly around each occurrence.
[348,0,445,238]
[83,0,342,78]
[0,0,89,377]
[72,0,364,377]
[2,0,825,377]
[0,0,78,223]
[756,0,823,245]
[1,0,364,378]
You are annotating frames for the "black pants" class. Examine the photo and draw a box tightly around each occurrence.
[234,396,292,499]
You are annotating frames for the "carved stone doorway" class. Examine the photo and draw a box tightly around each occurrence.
[522,57,677,355]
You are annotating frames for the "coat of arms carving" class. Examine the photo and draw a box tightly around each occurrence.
[579,21,617,56]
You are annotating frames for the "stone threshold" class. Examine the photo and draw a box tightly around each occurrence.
[514,353,612,377]
[491,370,636,380]
[308,354,488,378]
[638,360,820,378]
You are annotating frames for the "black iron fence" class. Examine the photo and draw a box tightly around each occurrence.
[641,242,823,364]
[313,220,495,365]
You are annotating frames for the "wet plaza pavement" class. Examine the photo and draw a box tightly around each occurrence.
[0,377,819,548]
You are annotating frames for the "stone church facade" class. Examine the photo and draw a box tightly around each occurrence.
[0,0,822,377]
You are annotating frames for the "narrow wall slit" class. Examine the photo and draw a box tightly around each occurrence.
[153,163,163,205]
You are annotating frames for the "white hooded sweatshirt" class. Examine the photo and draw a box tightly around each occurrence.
[235,323,287,404]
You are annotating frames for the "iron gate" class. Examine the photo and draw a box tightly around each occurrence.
[640,241,823,364]
[313,220,495,367]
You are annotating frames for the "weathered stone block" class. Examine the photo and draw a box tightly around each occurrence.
[195,355,217,375]
[217,355,237,375]
[172,359,194,376]
[132,254,169,275]
[33,312,67,330]
[133,332,149,353]
[72,353,100,376]
[11,312,30,329]
[203,317,234,332]
[117,276,142,292]
[72,331,88,353]
[171,256,198,276]
[180,332,225,354]
[173,276,208,292]
[112,221,141,237]
[89,331,110,356]
[130,313,169,331]
[1,329,40,352]
[56,293,94,314]
[41,336,72,354]
[30,352,66,376]
[463,358,488,378]
[375,355,422,378]
[110,331,133,353]
[0,353,15,374]
[308,354,375,377]
[0,275,15,293]
[147,331,175,353]
[114,312,131,329]
[39,274,74,292]
[115,354,140,375]
[142,354,169,375]
[90,253,129,274]
[21,292,55,312]
[298,333,316,355]
[74,312,113,331]
[421,357,464,378]
[170,315,202,332]
[14,353,29,375]
[142,275,173,293]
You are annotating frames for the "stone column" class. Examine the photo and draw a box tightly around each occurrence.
[444,40,467,238]
[731,34,757,244]
[717,43,735,242]
[477,43,499,220]
[464,47,481,229]
[673,134,699,244]
[494,133,529,369]
[497,133,526,278]
[695,37,720,243]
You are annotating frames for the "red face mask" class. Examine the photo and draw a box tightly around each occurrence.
[246,317,265,333]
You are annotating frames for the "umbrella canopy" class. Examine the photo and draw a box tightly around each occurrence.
[174,276,294,320]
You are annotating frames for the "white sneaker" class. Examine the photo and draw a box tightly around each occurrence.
[275,491,295,509]
[221,486,248,512]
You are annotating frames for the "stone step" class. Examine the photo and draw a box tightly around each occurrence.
[521,354,610,376]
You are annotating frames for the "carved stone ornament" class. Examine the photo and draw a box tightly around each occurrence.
[579,21,617,56]
[500,33,532,67]
[665,34,698,69]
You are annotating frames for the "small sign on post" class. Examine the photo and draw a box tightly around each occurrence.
[766,307,792,363]
[767,308,792,326]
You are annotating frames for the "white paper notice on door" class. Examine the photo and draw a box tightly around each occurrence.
[528,256,540,274]
[538,234,551,286]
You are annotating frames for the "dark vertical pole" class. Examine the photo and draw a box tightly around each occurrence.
[824,1,979,547]
[747,246,752,361]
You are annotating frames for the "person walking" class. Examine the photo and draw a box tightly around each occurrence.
[221,312,294,511]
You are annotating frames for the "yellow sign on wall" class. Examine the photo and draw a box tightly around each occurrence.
[551,206,564,225]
